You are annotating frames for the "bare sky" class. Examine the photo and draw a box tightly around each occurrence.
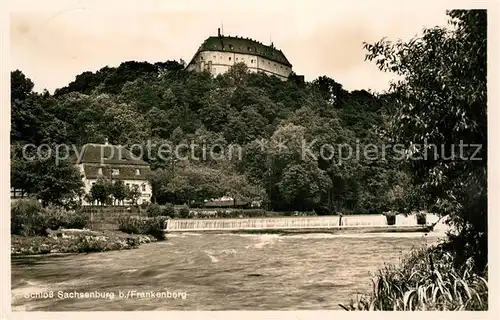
[10,1,451,93]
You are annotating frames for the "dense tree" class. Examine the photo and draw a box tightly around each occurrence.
[88,178,112,206]
[364,9,487,270]
[11,143,85,208]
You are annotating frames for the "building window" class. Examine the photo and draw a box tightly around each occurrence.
[92,182,95,186]
[98,168,103,175]
[112,169,119,176]
[142,184,146,192]
[250,59,254,63]
[229,57,231,61]
[200,56,203,60]
[135,169,140,175]
[236,58,238,61]
[126,183,130,188]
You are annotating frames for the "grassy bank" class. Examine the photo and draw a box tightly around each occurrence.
[340,244,488,311]
[11,199,167,255]
[11,229,157,256]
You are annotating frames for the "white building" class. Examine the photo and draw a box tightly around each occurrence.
[76,141,152,205]
[186,29,293,80]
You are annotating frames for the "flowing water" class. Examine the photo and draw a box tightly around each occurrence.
[11,215,449,311]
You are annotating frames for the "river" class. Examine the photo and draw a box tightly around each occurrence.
[11,229,447,311]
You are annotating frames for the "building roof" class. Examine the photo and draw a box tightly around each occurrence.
[82,164,151,180]
[189,35,292,68]
[77,143,149,166]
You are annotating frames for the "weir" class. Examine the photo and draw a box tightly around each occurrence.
[164,214,432,233]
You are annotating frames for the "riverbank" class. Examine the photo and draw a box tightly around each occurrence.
[11,229,158,256]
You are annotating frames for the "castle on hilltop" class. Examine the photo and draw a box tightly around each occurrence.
[186,29,293,81]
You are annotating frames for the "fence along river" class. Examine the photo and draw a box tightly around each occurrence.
[164,214,439,232]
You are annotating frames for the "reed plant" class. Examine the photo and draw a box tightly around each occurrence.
[339,245,488,311]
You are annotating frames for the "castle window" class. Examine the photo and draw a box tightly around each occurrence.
[236,58,238,61]
[112,169,119,176]
[92,182,95,186]
[142,184,146,192]
[98,168,103,175]
[229,57,231,61]
[135,169,140,175]
[251,59,254,63]
[200,56,204,60]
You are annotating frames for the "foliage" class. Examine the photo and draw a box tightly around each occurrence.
[118,216,167,240]
[384,211,397,225]
[111,180,127,204]
[147,203,174,217]
[11,199,44,236]
[11,199,89,236]
[178,205,190,218]
[11,231,154,255]
[11,144,85,208]
[416,212,427,225]
[125,185,142,205]
[88,178,112,205]
[146,203,163,217]
[363,9,487,271]
[340,245,488,311]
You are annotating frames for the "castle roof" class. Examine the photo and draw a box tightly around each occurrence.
[77,143,149,166]
[191,35,292,68]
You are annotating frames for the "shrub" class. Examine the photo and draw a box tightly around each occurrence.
[147,203,162,217]
[340,245,488,311]
[178,205,190,218]
[11,199,44,236]
[42,206,89,230]
[162,203,175,217]
[75,236,108,253]
[384,211,397,226]
[416,211,427,225]
[140,201,149,210]
[246,209,267,217]
[11,200,89,236]
[118,216,167,240]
